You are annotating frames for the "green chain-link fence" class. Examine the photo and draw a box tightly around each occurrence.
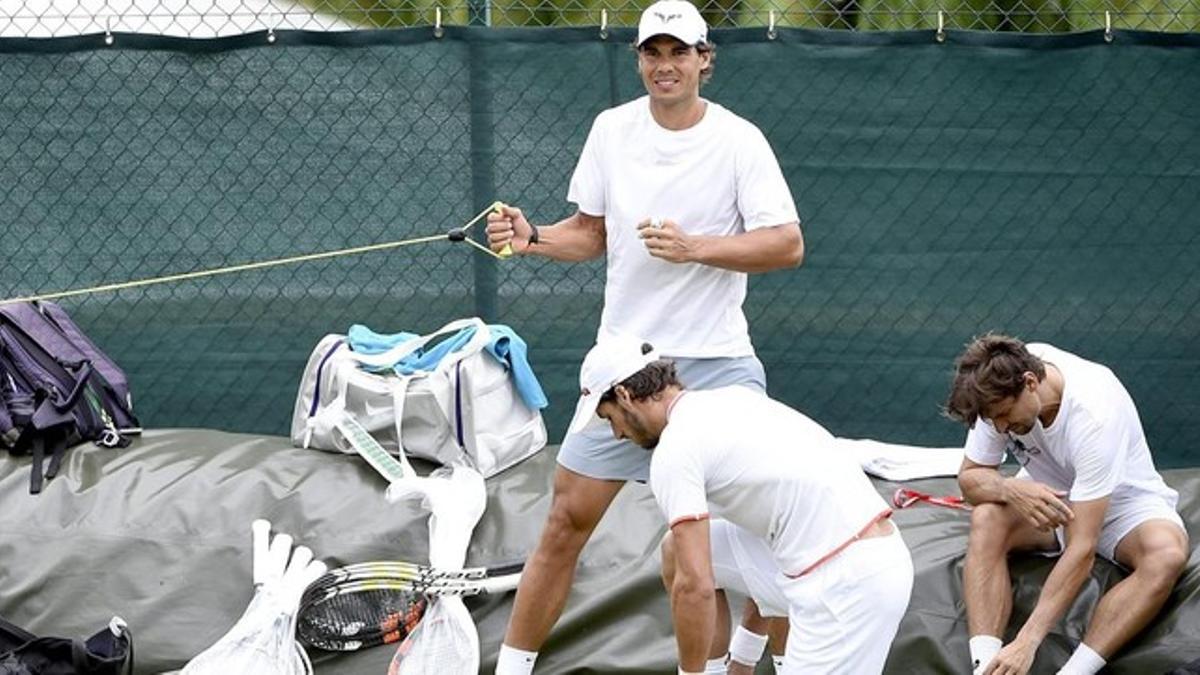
[1,28,1198,465]
[2,0,1198,35]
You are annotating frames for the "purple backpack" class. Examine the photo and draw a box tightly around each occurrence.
[0,301,140,493]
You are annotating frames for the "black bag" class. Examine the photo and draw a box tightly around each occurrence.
[0,616,131,675]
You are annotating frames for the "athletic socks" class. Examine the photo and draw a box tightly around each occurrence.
[1057,643,1106,675]
[496,644,538,675]
[969,635,1003,675]
[771,654,785,672]
[704,656,729,674]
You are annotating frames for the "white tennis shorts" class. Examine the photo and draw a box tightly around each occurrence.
[778,525,913,674]
[710,519,789,617]
[709,519,914,674]
[1050,492,1185,563]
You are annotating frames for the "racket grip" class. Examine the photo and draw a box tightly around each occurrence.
[251,519,271,586]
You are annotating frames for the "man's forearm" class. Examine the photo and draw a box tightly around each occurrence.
[526,213,605,262]
[671,582,717,670]
[1017,546,1095,644]
[690,222,802,273]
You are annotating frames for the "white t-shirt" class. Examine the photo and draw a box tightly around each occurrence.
[649,386,891,576]
[567,96,799,358]
[964,343,1178,506]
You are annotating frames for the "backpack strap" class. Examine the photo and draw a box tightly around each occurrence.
[71,637,90,671]
[29,434,45,494]
[44,426,68,481]
[27,428,70,494]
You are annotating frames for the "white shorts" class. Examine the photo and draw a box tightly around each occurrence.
[1046,491,1186,564]
[777,526,913,674]
[709,519,789,617]
[710,519,914,674]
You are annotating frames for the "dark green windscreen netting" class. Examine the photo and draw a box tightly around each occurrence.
[1,28,1197,465]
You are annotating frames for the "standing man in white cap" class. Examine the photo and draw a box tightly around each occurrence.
[488,1,804,673]
[570,335,913,674]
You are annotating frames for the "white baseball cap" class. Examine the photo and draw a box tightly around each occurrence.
[636,0,708,48]
[567,335,660,435]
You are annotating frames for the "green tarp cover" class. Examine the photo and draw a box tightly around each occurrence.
[1,431,1197,673]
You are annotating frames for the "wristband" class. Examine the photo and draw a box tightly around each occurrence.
[678,669,703,675]
[729,625,769,666]
[527,225,540,245]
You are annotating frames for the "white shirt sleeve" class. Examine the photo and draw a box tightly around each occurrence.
[1067,416,1121,502]
[734,124,799,232]
[649,446,710,528]
[566,113,607,217]
[963,420,1007,467]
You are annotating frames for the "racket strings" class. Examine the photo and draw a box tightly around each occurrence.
[298,588,428,651]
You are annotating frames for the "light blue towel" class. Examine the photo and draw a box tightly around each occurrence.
[347,323,548,410]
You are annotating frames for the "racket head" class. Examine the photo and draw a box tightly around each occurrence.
[297,559,524,651]
[297,585,428,652]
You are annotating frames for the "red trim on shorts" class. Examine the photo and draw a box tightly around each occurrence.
[669,513,710,528]
[784,508,894,579]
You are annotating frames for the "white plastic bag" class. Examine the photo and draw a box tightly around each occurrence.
[384,464,489,674]
[387,596,479,675]
[181,521,326,675]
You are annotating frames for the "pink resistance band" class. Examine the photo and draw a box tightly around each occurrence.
[892,487,972,511]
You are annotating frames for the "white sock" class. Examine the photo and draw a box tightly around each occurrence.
[771,654,785,672]
[496,644,538,675]
[969,635,1003,675]
[704,656,728,674]
[1057,643,1106,675]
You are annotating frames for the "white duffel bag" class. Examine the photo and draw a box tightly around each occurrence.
[290,317,546,478]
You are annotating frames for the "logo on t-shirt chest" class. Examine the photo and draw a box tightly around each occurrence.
[1006,437,1043,467]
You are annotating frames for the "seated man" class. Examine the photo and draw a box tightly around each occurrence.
[945,334,1189,675]
[569,335,913,674]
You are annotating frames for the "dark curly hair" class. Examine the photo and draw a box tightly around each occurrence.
[944,333,1045,427]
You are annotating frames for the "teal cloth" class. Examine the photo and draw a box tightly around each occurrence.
[347,323,548,410]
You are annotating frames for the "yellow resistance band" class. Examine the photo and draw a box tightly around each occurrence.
[0,201,513,307]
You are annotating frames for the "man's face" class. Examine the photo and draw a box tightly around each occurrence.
[636,35,710,106]
[982,374,1042,435]
[597,395,661,449]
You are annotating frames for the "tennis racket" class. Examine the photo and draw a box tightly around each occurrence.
[297,560,522,651]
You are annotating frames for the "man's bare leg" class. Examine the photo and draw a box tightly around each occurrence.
[1069,520,1188,663]
[499,465,624,668]
[963,502,1057,672]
